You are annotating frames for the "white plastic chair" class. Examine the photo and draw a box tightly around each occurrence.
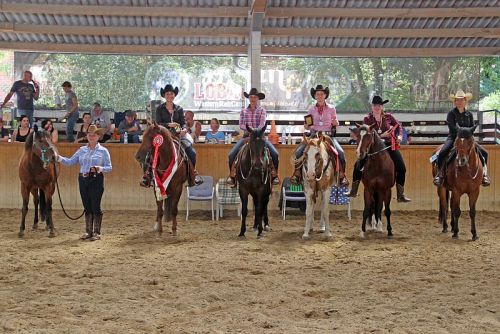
[215,178,241,220]
[185,176,214,222]
[282,182,307,220]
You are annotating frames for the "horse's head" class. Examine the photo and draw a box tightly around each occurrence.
[303,133,329,182]
[135,121,170,187]
[29,125,57,169]
[246,123,268,171]
[455,125,477,167]
[356,123,376,159]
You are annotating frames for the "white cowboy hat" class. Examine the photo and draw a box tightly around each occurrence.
[449,90,473,102]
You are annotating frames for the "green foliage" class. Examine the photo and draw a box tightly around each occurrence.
[480,91,500,111]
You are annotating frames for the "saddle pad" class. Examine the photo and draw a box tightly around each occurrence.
[329,185,350,205]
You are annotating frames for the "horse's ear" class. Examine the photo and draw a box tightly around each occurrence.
[318,131,324,141]
[246,124,253,133]
[152,121,158,128]
[369,123,376,131]
[302,134,309,144]
[33,124,38,133]
[355,122,362,128]
[259,122,267,135]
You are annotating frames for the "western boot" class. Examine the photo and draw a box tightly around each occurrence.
[344,180,360,197]
[80,213,93,240]
[433,167,445,186]
[482,165,491,187]
[194,170,203,186]
[270,163,280,186]
[339,170,349,187]
[290,166,302,185]
[396,184,411,203]
[91,213,102,241]
[227,161,238,187]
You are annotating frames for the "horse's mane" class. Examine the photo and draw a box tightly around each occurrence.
[457,127,475,140]
[24,130,35,151]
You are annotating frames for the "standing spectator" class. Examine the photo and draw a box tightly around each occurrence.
[75,112,91,143]
[91,102,112,142]
[61,81,79,142]
[41,119,59,143]
[1,70,39,126]
[205,118,225,144]
[12,115,32,143]
[185,110,202,143]
[117,110,142,143]
[0,118,9,142]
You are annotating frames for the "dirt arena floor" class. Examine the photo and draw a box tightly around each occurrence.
[0,208,499,333]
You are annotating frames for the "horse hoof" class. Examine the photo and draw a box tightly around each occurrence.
[48,232,56,238]
[171,232,177,238]
[238,234,246,240]
[442,228,448,233]
[472,235,479,241]
[18,231,24,238]
[32,225,38,231]
[387,234,393,239]
[257,234,264,240]
[318,227,326,233]
[359,232,365,239]
[325,233,332,240]
[302,234,310,240]
[264,225,270,232]
[452,234,458,239]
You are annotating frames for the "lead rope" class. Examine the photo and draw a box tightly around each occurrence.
[54,162,85,221]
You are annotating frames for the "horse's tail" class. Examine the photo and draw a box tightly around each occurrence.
[39,189,47,221]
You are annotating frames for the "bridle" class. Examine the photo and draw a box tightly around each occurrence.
[32,132,55,169]
[455,136,480,180]
[303,141,331,182]
[239,137,269,183]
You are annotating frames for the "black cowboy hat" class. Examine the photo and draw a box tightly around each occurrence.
[310,85,329,99]
[160,84,179,97]
[243,88,265,100]
[371,95,389,105]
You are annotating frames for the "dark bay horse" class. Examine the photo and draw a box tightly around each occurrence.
[135,123,188,237]
[356,124,395,238]
[432,126,482,240]
[18,127,58,237]
[236,124,271,239]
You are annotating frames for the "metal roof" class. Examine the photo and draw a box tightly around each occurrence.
[0,0,498,56]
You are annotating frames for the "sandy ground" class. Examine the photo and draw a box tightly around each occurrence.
[0,208,499,334]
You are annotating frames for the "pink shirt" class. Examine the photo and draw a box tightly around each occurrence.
[307,103,337,132]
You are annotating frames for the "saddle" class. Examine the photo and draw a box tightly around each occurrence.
[169,134,197,187]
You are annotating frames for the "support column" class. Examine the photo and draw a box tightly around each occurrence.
[248,30,261,90]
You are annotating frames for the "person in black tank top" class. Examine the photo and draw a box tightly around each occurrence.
[13,115,32,143]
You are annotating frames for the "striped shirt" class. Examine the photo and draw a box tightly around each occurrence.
[239,105,266,132]
[59,143,112,174]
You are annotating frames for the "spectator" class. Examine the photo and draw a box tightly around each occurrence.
[75,112,91,143]
[0,118,9,142]
[185,110,202,143]
[118,110,142,143]
[41,119,59,143]
[90,102,112,143]
[61,81,79,142]
[205,118,225,144]
[12,115,32,143]
[348,127,358,145]
[1,70,39,126]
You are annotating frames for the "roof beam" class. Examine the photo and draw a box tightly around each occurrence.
[252,0,268,13]
[0,23,248,37]
[263,27,500,39]
[262,46,500,57]
[266,7,500,18]
[0,3,249,17]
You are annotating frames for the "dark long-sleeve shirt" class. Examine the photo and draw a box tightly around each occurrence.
[446,107,474,140]
[155,103,186,130]
[364,112,401,146]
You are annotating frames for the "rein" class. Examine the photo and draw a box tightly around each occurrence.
[238,142,270,184]
[367,132,391,157]
[455,140,480,180]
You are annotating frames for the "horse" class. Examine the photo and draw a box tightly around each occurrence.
[356,124,395,238]
[18,126,58,237]
[301,133,338,240]
[236,124,271,239]
[432,126,482,240]
[135,122,188,237]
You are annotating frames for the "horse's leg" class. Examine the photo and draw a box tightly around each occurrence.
[238,191,248,238]
[19,184,30,238]
[170,192,182,237]
[262,194,270,232]
[32,188,39,230]
[319,192,326,232]
[438,186,448,233]
[321,190,332,239]
[468,191,480,241]
[45,191,55,238]
[154,200,163,235]
[361,189,372,239]
[384,190,392,237]
[255,196,264,239]
[451,191,461,239]
[302,194,314,240]
[375,192,384,232]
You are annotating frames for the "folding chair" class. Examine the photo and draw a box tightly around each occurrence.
[281,177,307,220]
[185,176,214,221]
[329,185,352,220]
[215,178,241,220]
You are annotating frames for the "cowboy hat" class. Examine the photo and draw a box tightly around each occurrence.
[87,124,105,136]
[371,95,389,105]
[243,88,265,100]
[160,84,179,97]
[310,85,329,99]
[449,89,473,102]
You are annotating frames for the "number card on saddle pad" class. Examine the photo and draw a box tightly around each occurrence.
[329,185,350,205]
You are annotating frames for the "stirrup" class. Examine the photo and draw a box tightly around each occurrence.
[482,175,491,187]
[433,175,444,186]
[272,176,280,186]
[194,175,203,186]
[226,176,236,187]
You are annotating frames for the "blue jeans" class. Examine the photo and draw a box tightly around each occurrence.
[228,138,279,169]
[66,112,79,142]
[185,145,196,167]
[120,133,140,143]
[17,109,34,127]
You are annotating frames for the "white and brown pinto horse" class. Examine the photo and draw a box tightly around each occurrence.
[301,134,338,240]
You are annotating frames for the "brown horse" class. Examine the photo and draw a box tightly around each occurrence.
[18,127,58,237]
[432,126,482,240]
[356,124,395,238]
[135,123,188,237]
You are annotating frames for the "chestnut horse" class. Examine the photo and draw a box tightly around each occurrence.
[18,127,58,237]
[356,124,395,238]
[432,126,482,240]
[236,124,271,239]
[301,134,338,240]
[135,123,188,237]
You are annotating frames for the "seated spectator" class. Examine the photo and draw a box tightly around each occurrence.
[91,102,112,142]
[348,127,358,145]
[118,110,142,143]
[205,118,225,144]
[13,115,32,143]
[41,119,59,143]
[185,110,202,143]
[0,118,9,142]
[75,112,91,143]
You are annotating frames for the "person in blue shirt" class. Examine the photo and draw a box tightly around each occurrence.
[205,118,225,144]
[118,110,143,143]
[56,125,112,241]
[2,70,40,126]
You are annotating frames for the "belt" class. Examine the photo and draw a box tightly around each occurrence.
[79,172,102,178]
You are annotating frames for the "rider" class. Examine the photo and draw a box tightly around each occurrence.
[433,90,490,187]
[345,95,411,202]
[155,84,202,186]
[227,88,280,187]
[290,85,348,186]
